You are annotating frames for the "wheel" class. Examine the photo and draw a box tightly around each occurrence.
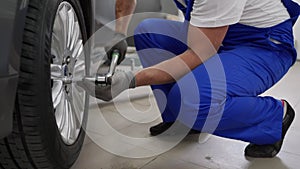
[0,0,89,168]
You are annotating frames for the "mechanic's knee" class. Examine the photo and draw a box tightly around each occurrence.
[134,19,154,37]
[134,19,153,51]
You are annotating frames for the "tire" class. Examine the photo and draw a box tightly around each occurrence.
[0,0,89,168]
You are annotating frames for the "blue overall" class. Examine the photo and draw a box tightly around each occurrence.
[134,0,300,145]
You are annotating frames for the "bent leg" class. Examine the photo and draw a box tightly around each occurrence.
[167,46,294,145]
[134,18,188,122]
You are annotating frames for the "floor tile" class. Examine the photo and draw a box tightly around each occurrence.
[85,87,161,138]
[289,102,300,130]
[282,129,300,156]
[83,135,93,145]
[140,155,208,169]
[158,135,249,169]
[71,141,156,169]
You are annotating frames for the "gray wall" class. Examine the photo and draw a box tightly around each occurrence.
[95,0,178,31]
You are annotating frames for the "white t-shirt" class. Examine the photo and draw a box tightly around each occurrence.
[188,0,290,28]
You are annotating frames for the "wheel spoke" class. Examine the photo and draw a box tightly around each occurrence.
[67,9,75,49]
[58,5,68,51]
[61,98,69,139]
[72,85,85,112]
[53,16,64,46]
[51,32,63,61]
[52,80,63,108]
[66,102,72,141]
[65,94,78,142]
[50,64,62,80]
[74,60,85,75]
[72,40,83,59]
[55,91,66,131]
[70,23,80,51]
[68,97,79,140]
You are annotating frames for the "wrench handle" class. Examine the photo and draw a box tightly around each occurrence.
[105,49,120,84]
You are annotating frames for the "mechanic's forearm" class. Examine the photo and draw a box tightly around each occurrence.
[115,0,136,34]
[135,49,205,86]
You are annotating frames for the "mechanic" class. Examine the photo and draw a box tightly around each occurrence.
[81,0,300,158]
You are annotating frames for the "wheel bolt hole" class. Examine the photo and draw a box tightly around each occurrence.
[65,56,71,64]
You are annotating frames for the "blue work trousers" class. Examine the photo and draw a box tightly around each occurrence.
[133,17,297,145]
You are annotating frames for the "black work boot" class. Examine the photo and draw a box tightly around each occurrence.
[150,122,174,136]
[244,100,295,158]
[149,122,200,136]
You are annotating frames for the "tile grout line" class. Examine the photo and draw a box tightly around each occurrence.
[176,157,212,169]
[294,98,300,108]
[138,156,159,169]
[281,150,300,157]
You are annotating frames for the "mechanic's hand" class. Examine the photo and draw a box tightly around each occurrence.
[105,33,128,65]
[78,71,136,101]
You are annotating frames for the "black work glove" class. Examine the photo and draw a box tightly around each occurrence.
[104,33,128,65]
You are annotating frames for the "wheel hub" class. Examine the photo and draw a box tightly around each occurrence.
[62,55,76,84]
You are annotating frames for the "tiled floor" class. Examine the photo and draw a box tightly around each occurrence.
[72,61,300,169]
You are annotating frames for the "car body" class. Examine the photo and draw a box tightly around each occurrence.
[0,0,26,138]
